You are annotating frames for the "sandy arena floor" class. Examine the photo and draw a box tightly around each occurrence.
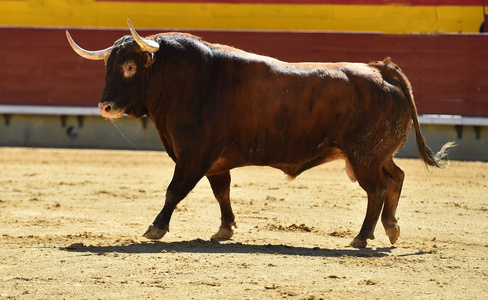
[0,147,487,299]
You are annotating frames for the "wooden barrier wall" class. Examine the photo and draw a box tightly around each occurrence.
[1,27,487,117]
[1,1,487,117]
[1,0,484,33]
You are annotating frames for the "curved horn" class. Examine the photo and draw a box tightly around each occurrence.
[127,18,159,53]
[66,30,112,61]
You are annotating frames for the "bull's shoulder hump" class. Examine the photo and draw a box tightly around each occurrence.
[150,32,203,41]
[209,42,284,64]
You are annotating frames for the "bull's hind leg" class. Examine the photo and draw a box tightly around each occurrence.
[381,158,404,245]
[207,171,236,240]
[350,162,389,248]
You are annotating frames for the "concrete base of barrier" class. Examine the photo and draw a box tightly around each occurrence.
[0,106,486,161]
[0,106,163,151]
[397,120,488,162]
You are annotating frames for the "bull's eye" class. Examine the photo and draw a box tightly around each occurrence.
[122,60,137,78]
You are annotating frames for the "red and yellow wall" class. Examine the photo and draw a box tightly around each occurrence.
[1,0,487,117]
[1,0,485,33]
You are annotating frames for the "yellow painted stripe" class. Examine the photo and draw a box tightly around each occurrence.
[0,0,483,33]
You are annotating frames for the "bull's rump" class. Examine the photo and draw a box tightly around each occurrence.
[207,59,411,175]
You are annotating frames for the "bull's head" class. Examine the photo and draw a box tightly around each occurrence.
[66,19,159,119]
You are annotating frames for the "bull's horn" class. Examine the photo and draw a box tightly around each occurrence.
[127,18,159,53]
[66,30,112,61]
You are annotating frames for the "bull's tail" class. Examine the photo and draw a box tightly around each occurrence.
[373,57,456,168]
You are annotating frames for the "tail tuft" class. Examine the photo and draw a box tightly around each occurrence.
[433,141,456,169]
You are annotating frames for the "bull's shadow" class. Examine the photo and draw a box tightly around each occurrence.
[60,238,396,258]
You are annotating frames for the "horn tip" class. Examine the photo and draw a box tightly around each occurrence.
[65,30,74,44]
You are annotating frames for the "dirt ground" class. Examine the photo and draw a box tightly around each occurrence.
[0,147,487,299]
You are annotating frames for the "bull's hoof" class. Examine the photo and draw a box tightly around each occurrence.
[210,227,234,241]
[350,231,374,248]
[385,224,400,245]
[350,237,368,248]
[143,225,167,240]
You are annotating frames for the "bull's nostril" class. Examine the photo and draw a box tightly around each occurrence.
[104,105,112,113]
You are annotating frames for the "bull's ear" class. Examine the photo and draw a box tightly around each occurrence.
[143,52,156,68]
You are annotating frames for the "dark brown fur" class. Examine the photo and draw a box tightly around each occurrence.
[95,33,453,247]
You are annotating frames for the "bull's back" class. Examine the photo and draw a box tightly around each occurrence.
[216,59,409,164]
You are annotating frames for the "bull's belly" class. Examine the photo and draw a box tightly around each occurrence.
[206,146,356,182]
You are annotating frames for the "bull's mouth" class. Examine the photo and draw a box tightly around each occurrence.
[98,102,125,119]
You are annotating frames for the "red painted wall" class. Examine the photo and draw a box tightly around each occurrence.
[1,28,487,117]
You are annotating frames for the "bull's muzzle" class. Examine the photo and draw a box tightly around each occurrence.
[98,102,124,119]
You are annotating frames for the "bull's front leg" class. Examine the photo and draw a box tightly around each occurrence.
[143,189,183,239]
[143,155,210,240]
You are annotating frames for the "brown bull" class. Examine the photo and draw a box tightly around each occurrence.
[66,19,453,248]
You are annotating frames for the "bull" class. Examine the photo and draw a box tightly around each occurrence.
[66,19,454,248]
